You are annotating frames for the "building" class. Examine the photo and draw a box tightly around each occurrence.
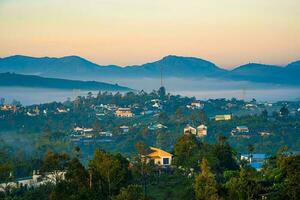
[236,126,249,133]
[115,108,133,117]
[231,126,250,136]
[0,171,65,192]
[148,123,168,131]
[57,108,68,113]
[215,114,231,121]
[241,154,268,171]
[259,131,271,136]
[184,125,197,135]
[120,125,129,134]
[1,105,17,112]
[197,124,207,137]
[99,131,113,137]
[141,147,172,166]
[187,102,204,109]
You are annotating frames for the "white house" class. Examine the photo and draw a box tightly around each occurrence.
[120,125,129,134]
[184,125,197,135]
[197,124,207,137]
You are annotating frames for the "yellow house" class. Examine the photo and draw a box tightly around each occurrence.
[115,108,133,117]
[215,114,231,121]
[142,147,172,166]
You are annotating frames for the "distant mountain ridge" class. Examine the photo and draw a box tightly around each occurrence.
[0,72,132,91]
[0,55,299,85]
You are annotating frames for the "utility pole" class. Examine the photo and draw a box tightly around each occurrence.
[160,65,163,87]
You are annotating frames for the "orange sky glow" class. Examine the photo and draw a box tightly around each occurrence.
[0,0,299,68]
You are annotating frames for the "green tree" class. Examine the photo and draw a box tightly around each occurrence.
[173,134,201,169]
[41,151,70,183]
[112,184,144,200]
[194,159,219,200]
[225,168,262,200]
[89,149,130,198]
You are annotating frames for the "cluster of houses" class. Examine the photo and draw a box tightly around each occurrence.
[0,104,17,112]
[186,101,204,110]
[184,124,208,137]
[26,106,69,117]
[0,170,65,192]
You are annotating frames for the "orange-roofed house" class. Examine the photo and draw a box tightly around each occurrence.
[142,147,173,166]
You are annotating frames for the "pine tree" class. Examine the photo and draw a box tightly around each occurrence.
[194,159,219,200]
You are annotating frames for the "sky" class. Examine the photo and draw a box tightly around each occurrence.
[0,0,299,68]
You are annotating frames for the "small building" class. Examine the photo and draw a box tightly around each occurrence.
[1,105,17,112]
[187,102,204,109]
[197,124,207,137]
[99,131,113,137]
[236,126,249,133]
[259,131,271,136]
[0,170,65,192]
[141,147,172,166]
[115,108,133,117]
[215,114,231,121]
[148,123,168,131]
[241,154,268,171]
[57,108,68,113]
[231,126,249,136]
[184,125,197,135]
[120,125,129,134]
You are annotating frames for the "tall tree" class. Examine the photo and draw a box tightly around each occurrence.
[194,159,219,200]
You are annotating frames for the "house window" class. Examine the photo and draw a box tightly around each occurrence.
[163,158,169,165]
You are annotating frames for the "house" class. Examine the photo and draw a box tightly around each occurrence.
[120,125,129,134]
[115,108,133,117]
[148,123,168,131]
[151,99,162,109]
[1,105,17,112]
[259,131,271,136]
[189,102,204,109]
[99,131,113,137]
[236,126,249,133]
[197,124,207,137]
[184,125,197,135]
[141,147,172,166]
[0,170,65,192]
[26,107,40,117]
[241,154,268,171]
[57,108,68,113]
[231,126,249,136]
[215,114,231,121]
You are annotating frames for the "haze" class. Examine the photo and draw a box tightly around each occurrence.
[0,0,299,68]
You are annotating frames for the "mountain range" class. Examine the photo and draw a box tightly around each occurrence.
[0,72,132,91]
[0,55,299,85]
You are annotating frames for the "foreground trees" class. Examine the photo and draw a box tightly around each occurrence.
[1,140,300,200]
[194,159,219,200]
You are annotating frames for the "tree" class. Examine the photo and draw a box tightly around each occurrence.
[89,149,131,198]
[278,154,300,199]
[247,144,255,161]
[158,86,166,99]
[194,159,219,200]
[0,162,13,193]
[65,158,88,188]
[173,134,201,169]
[261,109,268,119]
[280,106,289,117]
[41,151,70,183]
[0,98,5,105]
[227,168,262,200]
[112,185,144,200]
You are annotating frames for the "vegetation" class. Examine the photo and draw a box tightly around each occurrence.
[0,88,300,199]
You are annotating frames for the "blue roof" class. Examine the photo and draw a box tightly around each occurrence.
[251,162,263,170]
[17,176,33,181]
